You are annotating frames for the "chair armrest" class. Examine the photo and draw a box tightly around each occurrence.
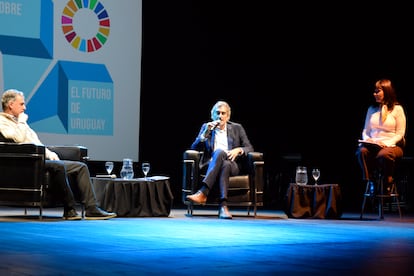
[0,143,45,190]
[0,142,45,155]
[248,151,263,162]
[183,149,202,161]
[247,152,264,194]
[47,145,89,162]
[253,160,265,192]
[247,151,263,173]
[182,159,195,201]
[182,150,204,202]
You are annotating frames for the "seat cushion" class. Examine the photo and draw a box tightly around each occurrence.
[200,174,250,189]
[229,175,249,189]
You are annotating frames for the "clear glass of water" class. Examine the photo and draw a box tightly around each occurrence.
[105,161,114,175]
[312,168,320,185]
[142,162,150,179]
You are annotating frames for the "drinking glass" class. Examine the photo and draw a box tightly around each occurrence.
[312,168,320,185]
[105,161,114,175]
[142,162,150,179]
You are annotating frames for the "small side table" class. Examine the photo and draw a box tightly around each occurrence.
[91,176,174,217]
[284,183,342,219]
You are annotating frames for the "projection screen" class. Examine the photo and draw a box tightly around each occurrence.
[0,0,142,161]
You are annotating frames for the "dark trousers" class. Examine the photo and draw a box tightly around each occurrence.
[202,149,240,202]
[45,160,98,209]
[356,144,403,182]
[45,160,76,209]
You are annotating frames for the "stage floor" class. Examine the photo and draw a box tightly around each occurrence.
[1,206,413,275]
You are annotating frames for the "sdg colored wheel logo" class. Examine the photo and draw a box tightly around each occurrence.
[61,0,110,52]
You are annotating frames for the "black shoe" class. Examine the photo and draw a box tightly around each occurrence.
[63,208,82,220]
[85,206,117,220]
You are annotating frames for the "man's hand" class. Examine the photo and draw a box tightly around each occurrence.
[17,113,28,123]
[203,120,221,137]
[227,148,243,161]
[48,151,60,160]
[207,120,221,130]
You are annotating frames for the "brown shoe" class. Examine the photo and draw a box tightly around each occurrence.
[186,191,207,205]
[219,206,232,219]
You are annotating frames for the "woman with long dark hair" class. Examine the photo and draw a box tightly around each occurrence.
[356,79,406,195]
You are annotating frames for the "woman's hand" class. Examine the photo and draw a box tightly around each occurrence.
[377,141,387,148]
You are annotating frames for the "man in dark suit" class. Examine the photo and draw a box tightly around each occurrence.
[186,100,254,219]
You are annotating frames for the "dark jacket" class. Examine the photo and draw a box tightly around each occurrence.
[191,121,254,171]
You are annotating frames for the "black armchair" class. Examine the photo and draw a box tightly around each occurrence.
[0,142,88,219]
[182,149,264,217]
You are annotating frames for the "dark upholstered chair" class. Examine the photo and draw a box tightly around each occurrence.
[182,149,264,217]
[0,142,88,219]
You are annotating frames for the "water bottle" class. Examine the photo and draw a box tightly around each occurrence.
[295,166,308,185]
[120,158,134,179]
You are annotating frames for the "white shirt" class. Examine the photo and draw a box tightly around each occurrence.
[0,112,59,160]
[214,127,228,152]
[362,104,406,147]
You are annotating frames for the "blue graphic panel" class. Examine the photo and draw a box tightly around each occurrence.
[67,80,113,135]
[0,0,53,58]
[28,61,114,135]
[2,54,52,93]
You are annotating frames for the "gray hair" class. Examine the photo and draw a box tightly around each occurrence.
[210,100,231,120]
[1,89,24,111]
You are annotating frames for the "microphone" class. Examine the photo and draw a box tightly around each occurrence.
[211,120,221,130]
[203,120,221,139]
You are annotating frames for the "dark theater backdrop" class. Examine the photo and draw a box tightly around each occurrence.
[139,1,414,211]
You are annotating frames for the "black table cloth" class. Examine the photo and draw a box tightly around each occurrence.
[284,183,342,219]
[91,176,174,217]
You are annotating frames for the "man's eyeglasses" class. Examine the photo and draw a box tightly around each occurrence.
[374,88,383,93]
